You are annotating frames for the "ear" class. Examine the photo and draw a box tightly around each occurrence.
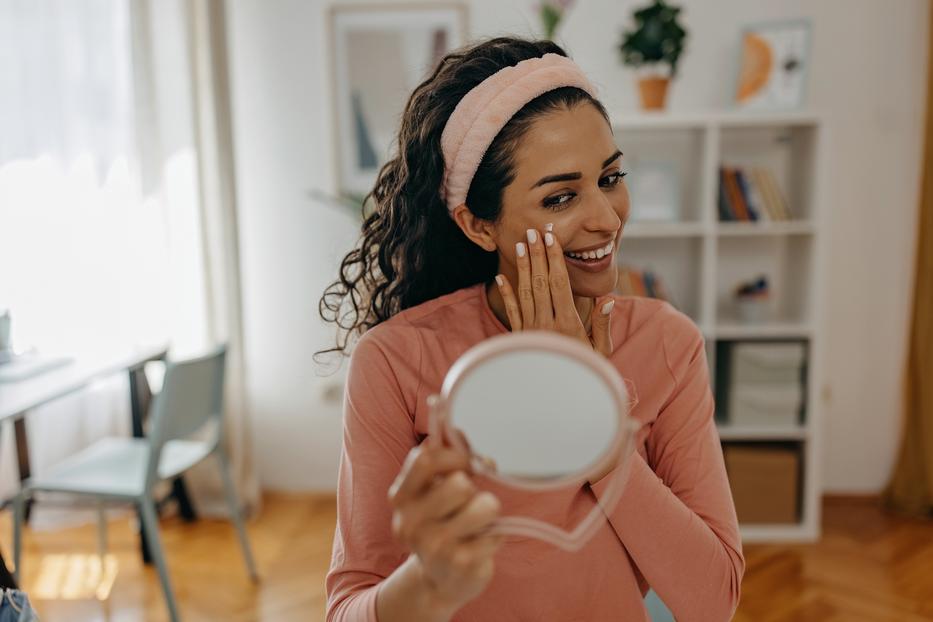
[451,204,498,252]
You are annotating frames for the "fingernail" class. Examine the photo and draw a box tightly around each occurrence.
[544,232,554,247]
[495,274,504,286]
[516,242,526,257]
[544,223,554,232]
[526,229,537,244]
[601,300,615,316]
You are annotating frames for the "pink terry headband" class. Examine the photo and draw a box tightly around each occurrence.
[439,53,599,216]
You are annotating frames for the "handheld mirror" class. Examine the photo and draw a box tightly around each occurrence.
[427,331,640,552]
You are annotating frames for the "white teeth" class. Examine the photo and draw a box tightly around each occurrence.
[565,240,614,261]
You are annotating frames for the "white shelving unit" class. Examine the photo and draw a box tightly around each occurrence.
[611,110,826,543]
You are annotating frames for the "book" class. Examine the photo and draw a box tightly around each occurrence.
[725,168,750,221]
[760,168,791,220]
[718,167,736,221]
[749,168,777,220]
[718,165,793,222]
[617,266,673,306]
[745,170,771,221]
[735,169,759,222]
[643,270,657,298]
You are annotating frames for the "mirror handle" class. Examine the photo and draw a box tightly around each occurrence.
[426,394,447,450]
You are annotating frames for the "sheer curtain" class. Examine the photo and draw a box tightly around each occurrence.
[0,0,257,523]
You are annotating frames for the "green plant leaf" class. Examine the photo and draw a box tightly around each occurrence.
[618,0,688,76]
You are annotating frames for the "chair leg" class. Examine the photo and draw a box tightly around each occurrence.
[217,451,259,582]
[12,492,25,585]
[97,501,108,564]
[138,497,181,622]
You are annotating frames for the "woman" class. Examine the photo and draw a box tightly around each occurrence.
[319,37,744,622]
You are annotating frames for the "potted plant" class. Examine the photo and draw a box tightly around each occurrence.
[536,0,575,41]
[618,0,687,110]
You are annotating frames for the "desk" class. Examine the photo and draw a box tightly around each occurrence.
[0,345,197,564]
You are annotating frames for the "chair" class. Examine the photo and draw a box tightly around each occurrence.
[12,345,258,622]
[645,589,675,621]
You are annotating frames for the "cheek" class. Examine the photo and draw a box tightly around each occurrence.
[615,186,632,221]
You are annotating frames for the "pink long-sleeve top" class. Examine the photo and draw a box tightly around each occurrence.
[325,282,744,621]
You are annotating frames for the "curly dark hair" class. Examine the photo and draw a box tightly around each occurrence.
[315,36,609,365]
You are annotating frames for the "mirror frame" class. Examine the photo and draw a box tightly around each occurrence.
[428,331,641,552]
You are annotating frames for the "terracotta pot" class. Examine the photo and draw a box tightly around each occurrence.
[637,76,670,110]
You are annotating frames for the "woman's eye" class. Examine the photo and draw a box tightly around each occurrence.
[541,172,627,210]
[600,171,628,187]
[542,193,575,210]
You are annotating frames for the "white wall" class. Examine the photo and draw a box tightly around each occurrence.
[226,0,930,493]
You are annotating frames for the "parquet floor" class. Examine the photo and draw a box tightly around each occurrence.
[1,494,930,621]
[735,497,933,622]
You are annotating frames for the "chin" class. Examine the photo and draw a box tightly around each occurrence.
[569,267,618,298]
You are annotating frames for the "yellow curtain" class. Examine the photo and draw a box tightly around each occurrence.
[883,3,933,516]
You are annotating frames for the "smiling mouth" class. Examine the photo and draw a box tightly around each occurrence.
[564,239,615,262]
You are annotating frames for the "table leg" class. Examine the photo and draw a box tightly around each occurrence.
[13,419,33,523]
[172,478,197,522]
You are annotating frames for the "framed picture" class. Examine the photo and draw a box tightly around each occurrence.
[625,160,681,223]
[733,19,811,111]
[329,3,468,197]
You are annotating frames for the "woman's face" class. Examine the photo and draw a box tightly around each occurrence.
[495,102,630,299]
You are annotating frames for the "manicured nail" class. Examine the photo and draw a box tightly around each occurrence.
[495,274,504,286]
[544,223,554,233]
[526,229,537,244]
[601,300,615,316]
[516,242,526,257]
[544,232,554,247]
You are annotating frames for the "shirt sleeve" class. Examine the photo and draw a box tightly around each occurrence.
[590,304,745,622]
[325,328,421,622]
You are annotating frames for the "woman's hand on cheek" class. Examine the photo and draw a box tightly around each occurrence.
[495,226,614,358]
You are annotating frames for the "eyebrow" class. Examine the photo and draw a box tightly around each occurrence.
[530,150,623,189]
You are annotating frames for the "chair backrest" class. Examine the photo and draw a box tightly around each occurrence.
[145,344,227,483]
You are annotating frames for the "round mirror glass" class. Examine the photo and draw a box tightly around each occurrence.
[446,346,618,482]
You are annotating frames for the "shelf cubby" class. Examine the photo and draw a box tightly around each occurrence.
[610,110,825,542]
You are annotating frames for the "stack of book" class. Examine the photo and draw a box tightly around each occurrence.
[718,166,792,222]
[617,266,672,305]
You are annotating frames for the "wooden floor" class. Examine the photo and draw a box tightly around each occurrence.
[1,495,931,621]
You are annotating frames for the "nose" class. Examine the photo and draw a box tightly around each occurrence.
[582,187,623,234]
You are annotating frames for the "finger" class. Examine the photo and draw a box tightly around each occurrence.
[495,274,523,331]
[525,228,553,328]
[443,491,501,541]
[388,445,472,508]
[542,226,578,328]
[515,241,535,326]
[453,532,505,567]
[590,296,615,357]
[412,470,477,522]
[449,426,473,455]
[419,523,503,575]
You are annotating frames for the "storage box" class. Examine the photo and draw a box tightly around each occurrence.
[728,383,802,427]
[723,444,800,524]
[731,342,805,386]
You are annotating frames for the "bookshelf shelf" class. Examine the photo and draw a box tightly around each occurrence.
[714,322,813,340]
[716,221,816,236]
[612,109,821,130]
[739,523,818,543]
[623,222,708,238]
[716,424,808,441]
[611,111,825,544]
